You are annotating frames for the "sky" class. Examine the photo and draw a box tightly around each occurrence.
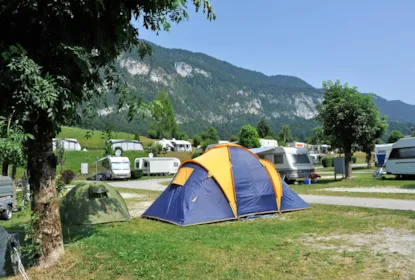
[137,0,415,105]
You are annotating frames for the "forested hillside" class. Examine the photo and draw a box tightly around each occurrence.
[83,41,414,139]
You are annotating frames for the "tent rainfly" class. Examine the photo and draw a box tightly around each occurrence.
[142,144,310,226]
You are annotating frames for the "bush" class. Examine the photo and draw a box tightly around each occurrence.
[352,156,357,163]
[62,170,75,184]
[321,157,333,168]
[131,169,143,179]
[147,129,158,139]
[229,135,238,142]
[191,152,202,159]
[134,133,140,141]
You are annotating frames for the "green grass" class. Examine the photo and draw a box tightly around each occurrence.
[292,173,415,200]
[6,200,415,280]
[57,126,156,150]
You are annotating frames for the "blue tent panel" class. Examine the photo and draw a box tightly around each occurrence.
[230,147,277,216]
[142,162,234,226]
[280,181,310,212]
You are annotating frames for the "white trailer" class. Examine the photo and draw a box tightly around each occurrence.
[96,156,131,180]
[250,146,315,183]
[259,138,278,147]
[386,137,415,178]
[0,176,13,220]
[374,144,393,167]
[109,139,144,151]
[135,157,181,176]
[289,142,306,148]
[53,138,82,151]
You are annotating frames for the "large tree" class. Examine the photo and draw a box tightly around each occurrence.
[0,0,214,267]
[257,118,271,138]
[150,90,177,139]
[316,80,386,179]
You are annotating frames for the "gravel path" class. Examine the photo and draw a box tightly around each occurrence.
[108,178,169,191]
[322,187,415,194]
[300,195,415,211]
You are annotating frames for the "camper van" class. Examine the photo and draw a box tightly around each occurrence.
[374,144,393,167]
[0,176,13,220]
[135,157,181,176]
[101,156,131,180]
[250,146,315,183]
[386,137,415,178]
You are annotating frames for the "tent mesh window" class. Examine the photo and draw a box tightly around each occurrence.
[89,186,109,199]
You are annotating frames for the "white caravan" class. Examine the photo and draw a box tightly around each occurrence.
[135,157,181,176]
[98,156,131,180]
[250,146,315,183]
[374,144,393,167]
[0,176,13,220]
[386,137,415,178]
[259,138,278,147]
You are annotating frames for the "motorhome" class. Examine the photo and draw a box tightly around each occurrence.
[386,137,415,178]
[374,144,393,167]
[135,157,181,176]
[289,142,306,148]
[0,176,13,220]
[99,156,131,180]
[250,146,316,183]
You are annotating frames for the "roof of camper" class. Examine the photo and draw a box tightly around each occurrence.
[108,139,142,144]
[171,139,192,145]
[53,138,79,143]
[392,137,415,149]
[250,146,309,154]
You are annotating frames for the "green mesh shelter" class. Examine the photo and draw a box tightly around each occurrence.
[60,182,130,225]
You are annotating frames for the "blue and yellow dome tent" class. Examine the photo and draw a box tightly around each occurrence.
[142,144,309,226]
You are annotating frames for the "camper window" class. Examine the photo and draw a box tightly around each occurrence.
[389,147,415,159]
[112,162,130,170]
[291,154,310,164]
[174,162,179,167]
[144,162,149,167]
[274,155,284,164]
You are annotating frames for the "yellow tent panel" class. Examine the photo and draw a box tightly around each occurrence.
[261,159,283,212]
[172,167,194,186]
[193,147,237,216]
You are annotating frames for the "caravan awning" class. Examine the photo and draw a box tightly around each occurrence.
[250,146,276,154]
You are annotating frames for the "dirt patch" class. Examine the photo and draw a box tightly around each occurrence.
[120,193,146,199]
[128,201,154,218]
[301,227,415,277]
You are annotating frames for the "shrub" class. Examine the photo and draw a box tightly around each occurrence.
[321,157,333,168]
[134,133,140,141]
[191,152,202,159]
[131,169,143,179]
[62,170,75,184]
[147,129,158,139]
[352,156,357,163]
[229,135,238,142]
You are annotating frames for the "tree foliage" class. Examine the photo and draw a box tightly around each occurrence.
[257,118,271,138]
[0,0,215,267]
[278,124,292,143]
[316,80,387,178]
[238,124,260,149]
[149,91,177,138]
[193,135,202,147]
[388,130,404,143]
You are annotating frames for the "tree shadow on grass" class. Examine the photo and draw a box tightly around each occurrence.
[401,184,415,189]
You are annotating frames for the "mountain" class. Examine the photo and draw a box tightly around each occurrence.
[86,41,415,140]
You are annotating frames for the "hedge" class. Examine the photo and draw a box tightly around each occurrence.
[131,169,143,179]
[321,157,333,168]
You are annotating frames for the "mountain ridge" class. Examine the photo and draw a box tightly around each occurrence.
[86,41,415,139]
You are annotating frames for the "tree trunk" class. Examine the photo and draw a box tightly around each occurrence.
[11,165,17,210]
[366,152,372,168]
[27,118,64,268]
[2,161,8,176]
[344,150,352,179]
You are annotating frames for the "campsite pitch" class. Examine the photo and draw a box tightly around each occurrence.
[5,199,415,280]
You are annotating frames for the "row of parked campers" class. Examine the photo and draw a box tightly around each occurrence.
[374,137,415,178]
[99,156,181,179]
[0,176,13,220]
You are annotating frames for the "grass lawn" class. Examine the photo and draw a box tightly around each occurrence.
[57,126,156,150]
[5,197,415,280]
